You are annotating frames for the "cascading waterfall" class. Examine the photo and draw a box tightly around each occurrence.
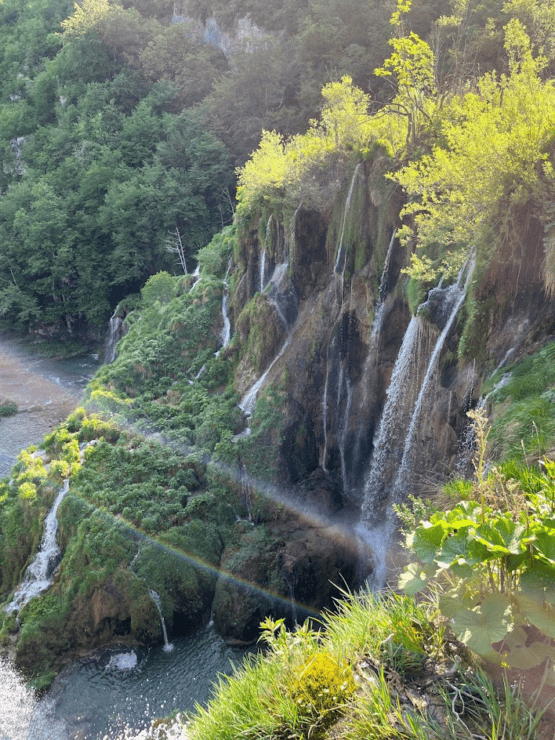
[359,316,421,526]
[338,374,353,496]
[219,291,231,349]
[148,589,174,653]
[392,258,476,499]
[259,249,267,292]
[370,229,396,340]
[104,313,124,364]
[6,479,71,613]
[320,342,332,471]
[360,255,476,580]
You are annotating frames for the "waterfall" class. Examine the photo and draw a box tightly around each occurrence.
[361,255,475,528]
[371,229,396,340]
[104,313,123,364]
[338,375,353,496]
[239,333,293,417]
[259,250,267,292]
[392,258,476,499]
[360,316,421,525]
[220,291,231,349]
[148,589,173,652]
[334,164,362,276]
[6,479,71,613]
[321,343,331,471]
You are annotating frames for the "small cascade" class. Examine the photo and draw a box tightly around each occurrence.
[270,298,289,330]
[259,249,267,292]
[268,261,289,289]
[219,291,231,349]
[104,313,124,364]
[334,164,362,276]
[190,265,201,290]
[239,333,293,416]
[6,479,71,613]
[194,365,206,380]
[148,589,174,652]
[371,229,396,340]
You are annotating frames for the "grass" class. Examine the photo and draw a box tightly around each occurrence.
[185,590,546,740]
[487,341,555,461]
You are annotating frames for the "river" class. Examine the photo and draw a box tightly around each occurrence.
[0,336,251,739]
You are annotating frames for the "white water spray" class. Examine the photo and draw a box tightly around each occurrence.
[105,313,124,364]
[239,333,293,417]
[6,479,71,613]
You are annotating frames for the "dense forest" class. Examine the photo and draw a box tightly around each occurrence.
[0,0,533,337]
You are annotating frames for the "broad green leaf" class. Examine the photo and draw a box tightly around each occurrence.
[412,521,447,563]
[398,562,429,596]
[506,641,555,675]
[532,529,555,564]
[514,592,555,639]
[520,560,555,591]
[451,593,512,657]
[474,518,526,555]
[451,561,474,578]
[436,527,488,569]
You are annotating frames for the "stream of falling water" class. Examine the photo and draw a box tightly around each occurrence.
[359,255,475,583]
[148,590,174,653]
[5,479,70,613]
[334,164,362,276]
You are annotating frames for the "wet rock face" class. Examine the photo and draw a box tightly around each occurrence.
[211,516,362,642]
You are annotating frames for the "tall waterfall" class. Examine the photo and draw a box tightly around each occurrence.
[104,313,124,364]
[6,479,71,613]
[220,291,231,349]
[361,255,475,528]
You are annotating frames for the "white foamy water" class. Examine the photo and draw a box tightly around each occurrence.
[6,479,70,613]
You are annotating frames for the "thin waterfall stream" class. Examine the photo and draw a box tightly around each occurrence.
[148,590,174,653]
[6,479,70,614]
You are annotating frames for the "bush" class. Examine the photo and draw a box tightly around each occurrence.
[0,400,17,417]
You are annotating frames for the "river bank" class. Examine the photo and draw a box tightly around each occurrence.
[0,335,98,475]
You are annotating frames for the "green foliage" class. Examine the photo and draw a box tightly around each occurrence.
[397,19,555,286]
[0,399,17,417]
[400,410,555,677]
[488,341,555,460]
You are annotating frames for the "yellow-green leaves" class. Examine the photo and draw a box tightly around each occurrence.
[396,21,555,281]
[60,0,114,39]
[237,77,373,212]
